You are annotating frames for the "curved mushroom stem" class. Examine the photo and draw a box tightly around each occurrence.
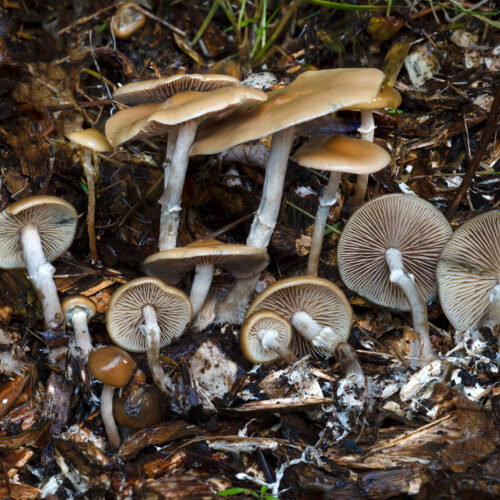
[334,342,366,389]
[258,329,298,364]
[385,248,434,360]
[158,121,198,250]
[21,224,62,329]
[70,309,93,360]
[101,384,120,449]
[82,149,99,263]
[189,263,215,318]
[217,127,296,324]
[306,171,342,276]
[140,305,174,395]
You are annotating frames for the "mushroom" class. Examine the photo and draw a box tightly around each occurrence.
[338,194,452,361]
[343,84,401,208]
[240,310,297,364]
[293,135,391,276]
[88,346,136,449]
[67,128,112,262]
[191,68,384,323]
[437,210,500,341]
[111,2,146,39]
[114,384,163,431]
[106,86,267,250]
[143,239,269,318]
[0,196,78,329]
[106,277,192,394]
[61,295,97,361]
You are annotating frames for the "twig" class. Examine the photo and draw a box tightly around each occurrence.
[57,3,117,35]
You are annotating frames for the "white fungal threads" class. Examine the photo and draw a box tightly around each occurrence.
[291,311,341,355]
[258,329,281,351]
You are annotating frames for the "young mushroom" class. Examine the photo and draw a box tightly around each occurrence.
[293,135,390,276]
[143,239,269,319]
[88,346,136,449]
[437,210,500,343]
[61,295,97,361]
[111,2,146,39]
[67,128,112,262]
[106,277,192,394]
[338,194,452,361]
[240,310,297,364]
[0,196,78,329]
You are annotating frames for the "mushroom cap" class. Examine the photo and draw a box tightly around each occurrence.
[240,311,292,364]
[245,276,352,358]
[338,194,452,311]
[106,277,192,353]
[88,346,136,387]
[190,68,384,156]
[61,295,97,326]
[143,239,269,285]
[67,128,113,153]
[113,73,239,105]
[0,195,78,269]
[346,84,402,110]
[293,135,391,174]
[437,211,500,331]
[111,2,146,39]
[106,86,267,148]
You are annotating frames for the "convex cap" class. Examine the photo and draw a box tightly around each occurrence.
[0,195,77,269]
[89,346,136,387]
[111,2,146,39]
[346,83,401,110]
[338,194,452,311]
[61,295,97,326]
[438,211,500,330]
[67,128,112,152]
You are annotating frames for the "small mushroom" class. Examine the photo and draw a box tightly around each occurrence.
[437,210,500,341]
[88,346,136,449]
[106,277,192,394]
[61,295,96,361]
[240,311,297,364]
[338,194,452,361]
[143,240,269,318]
[114,384,163,430]
[111,2,146,39]
[67,128,112,262]
[293,135,390,276]
[0,196,78,329]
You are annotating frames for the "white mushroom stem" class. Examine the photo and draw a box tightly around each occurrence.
[21,224,62,329]
[100,384,120,449]
[291,311,343,354]
[159,121,198,250]
[306,171,342,276]
[140,305,174,394]
[385,247,434,360]
[258,329,297,364]
[70,309,93,360]
[82,149,99,263]
[163,128,179,188]
[189,263,215,318]
[335,342,366,389]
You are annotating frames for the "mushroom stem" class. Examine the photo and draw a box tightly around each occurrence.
[100,384,120,449]
[189,263,215,317]
[158,121,198,250]
[306,171,342,276]
[334,342,366,389]
[82,149,99,263]
[21,224,62,329]
[141,304,174,394]
[70,309,93,360]
[164,128,179,188]
[258,329,298,364]
[385,247,434,360]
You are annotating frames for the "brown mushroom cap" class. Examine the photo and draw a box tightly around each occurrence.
[190,68,384,156]
[114,384,163,430]
[347,84,402,110]
[88,346,136,387]
[61,295,97,325]
[143,239,269,285]
[245,276,352,358]
[111,2,146,39]
[338,194,452,311]
[106,277,192,353]
[106,86,267,148]
[67,128,113,153]
[0,195,78,269]
[438,210,500,330]
[240,311,292,364]
[113,73,239,105]
[293,135,391,174]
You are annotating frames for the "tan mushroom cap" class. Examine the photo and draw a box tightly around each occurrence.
[190,68,384,156]
[143,239,269,285]
[113,73,239,105]
[245,276,352,358]
[61,295,97,325]
[240,311,292,364]
[88,346,136,387]
[438,211,500,331]
[111,2,146,39]
[67,128,112,153]
[294,135,390,174]
[338,194,452,311]
[346,84,402,110]
[106,277,192,353]
[0,195,78,269]
[106,86,267,148]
